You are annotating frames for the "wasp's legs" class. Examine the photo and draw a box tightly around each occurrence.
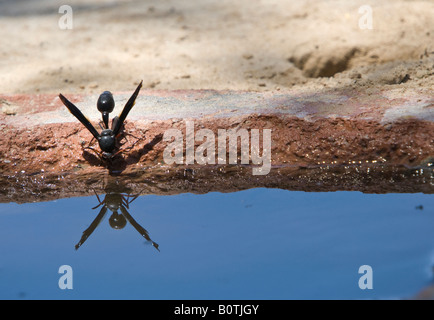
[80,136,105,162]
[109,140,141,158]
[81,135,97,150]
[92,190,106,210]
[82,145,105,163]
[120,193,140,209]
[98,121,106,131]
[117,130,148,154]
[121,131,143,142]
[127,193,140,205]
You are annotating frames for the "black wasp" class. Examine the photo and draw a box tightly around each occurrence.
[75,191,160,251]
[59,81,143,159]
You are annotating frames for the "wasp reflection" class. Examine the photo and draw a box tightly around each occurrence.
[75,191,159,251]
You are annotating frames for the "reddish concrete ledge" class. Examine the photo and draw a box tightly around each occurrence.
[0,87,433,202]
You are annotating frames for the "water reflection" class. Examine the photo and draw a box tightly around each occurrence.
[1,188,434,299]
[75,191,159,251]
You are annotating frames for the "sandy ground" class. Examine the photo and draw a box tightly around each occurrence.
[0,0,433,96]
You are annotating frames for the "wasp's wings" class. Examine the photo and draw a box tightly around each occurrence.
[59,94,100,140]
[75,206,108,250]
[112,80,143,136]
[120,205,160,251]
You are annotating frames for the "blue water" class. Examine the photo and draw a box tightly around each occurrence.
[0,188,433,299]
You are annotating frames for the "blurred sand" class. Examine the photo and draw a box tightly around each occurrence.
[0,0,432,95]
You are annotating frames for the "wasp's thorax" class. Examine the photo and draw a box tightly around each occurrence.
[98,129,116,155]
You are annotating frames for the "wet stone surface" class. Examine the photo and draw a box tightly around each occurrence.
[0,164,433,204]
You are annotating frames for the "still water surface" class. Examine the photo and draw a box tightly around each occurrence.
[0,188,433,299]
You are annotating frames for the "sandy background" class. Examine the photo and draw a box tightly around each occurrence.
[0,0,432,96]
